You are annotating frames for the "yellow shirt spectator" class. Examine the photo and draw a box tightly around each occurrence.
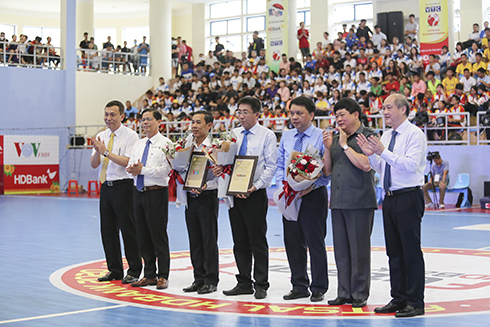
[484,48,490,62]
[456,62,473,78]
[473,61,486,74]
[442,76,458,94]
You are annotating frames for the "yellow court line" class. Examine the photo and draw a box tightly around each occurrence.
[0,304,128,325]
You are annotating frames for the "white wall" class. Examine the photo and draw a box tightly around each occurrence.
[75,72,153,126]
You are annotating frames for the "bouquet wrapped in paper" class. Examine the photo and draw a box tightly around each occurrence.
[162,133,191,207]
[273,145,324,221]
[204,132,239,209]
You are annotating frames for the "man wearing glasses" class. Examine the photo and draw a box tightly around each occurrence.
[214,96,277,300]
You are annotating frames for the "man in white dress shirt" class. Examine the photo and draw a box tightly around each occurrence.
[214,96,277,300]
[90,100,142,284]
[357,94,427,318]
[126,109,172,290]
[181,110,220,295]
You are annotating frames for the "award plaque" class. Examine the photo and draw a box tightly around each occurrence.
[183,152,209,190]
[226,155,258,196]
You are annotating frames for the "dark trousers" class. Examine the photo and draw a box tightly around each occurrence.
[228,188,269,290]
[185,190,219,286]
[99,180,142,278]
[283,186,329,294]
[382,189,425,309]
[134,187,170,279]
[331,208,374,301]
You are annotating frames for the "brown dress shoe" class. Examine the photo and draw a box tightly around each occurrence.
[157,278,169,290]
[131,277,158,287]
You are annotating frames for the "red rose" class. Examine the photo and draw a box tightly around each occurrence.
[307,163,315,171]
[303,155,312,161]
[296,164,304,170]
[175,145,182,151]
[291,159,296,163]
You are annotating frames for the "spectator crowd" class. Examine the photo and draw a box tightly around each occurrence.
[0,32,60,67]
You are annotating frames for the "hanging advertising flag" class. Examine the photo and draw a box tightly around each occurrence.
[266,0,288,73]
[419,0,449,64]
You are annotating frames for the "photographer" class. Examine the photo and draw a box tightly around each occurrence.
[422,152,449,208]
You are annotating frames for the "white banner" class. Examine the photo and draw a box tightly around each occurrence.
[3,135,60,165]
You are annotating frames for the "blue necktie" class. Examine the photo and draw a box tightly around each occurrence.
[383,131,398,193]
[238,130,251,156]
[294,132,305,152]
[136,139,151,191]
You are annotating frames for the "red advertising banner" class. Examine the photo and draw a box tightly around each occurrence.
[419,0,449,64]
[3,164,60,194]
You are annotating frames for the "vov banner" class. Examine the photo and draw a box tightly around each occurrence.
[419,0,449,64]
[1,135,60,194]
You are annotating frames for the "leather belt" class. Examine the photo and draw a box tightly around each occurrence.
[139,185,166,192]
[103,179,132,187]
[386,186,421,197]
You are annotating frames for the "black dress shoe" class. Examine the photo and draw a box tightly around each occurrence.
[223,285,254,296]
[310,292,324,302]
[395,305,425,318]
[183,282,203,292]
[121,275,139,284]
[352,299,367,308]
[98,272,122,282]
[374,300,406,313]
[254,289,267,299]
[327,297,353,305]
[197,284,217,294]
[283,290,310,300]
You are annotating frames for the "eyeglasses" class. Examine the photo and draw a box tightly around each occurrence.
[140,117,154,122]
[235,110,251,116]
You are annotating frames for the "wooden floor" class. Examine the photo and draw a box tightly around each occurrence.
[0,194,489,327]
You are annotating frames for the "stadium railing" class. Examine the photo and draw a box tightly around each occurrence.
[76,48,150,75]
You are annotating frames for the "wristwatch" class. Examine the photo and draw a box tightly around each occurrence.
[342,144,349,151]
[103,150,110,157]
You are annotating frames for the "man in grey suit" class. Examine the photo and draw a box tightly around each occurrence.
[322,98,377,308]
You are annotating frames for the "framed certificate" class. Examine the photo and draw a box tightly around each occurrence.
[226,155,258,196]
[184,152,209,190]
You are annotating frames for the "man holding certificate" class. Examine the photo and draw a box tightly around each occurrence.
[215,96,277,300]
[275,96,330,302]
[322,98,377,308]
[126,109,172,290]
[181,110,220,295]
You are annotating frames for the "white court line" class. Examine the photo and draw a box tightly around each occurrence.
[0,195,99,202]
[477,246,490,250]
[0,304,128,325]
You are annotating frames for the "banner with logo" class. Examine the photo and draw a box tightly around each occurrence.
[266,0,288,73]
[1,135,60,194]
[419,0,448,64]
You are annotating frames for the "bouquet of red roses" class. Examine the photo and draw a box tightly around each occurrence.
[273,145,324,221]
[162,133,192,171]
[204,131,238,166]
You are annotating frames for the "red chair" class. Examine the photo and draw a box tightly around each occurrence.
[87,180,100,195]
[68,180,79,195]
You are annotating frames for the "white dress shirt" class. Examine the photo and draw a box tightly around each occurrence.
[233,122,277,190]
[184,134,218,190]
[127,132,172,187]
[368,118,427,191]
[93,125,139,182]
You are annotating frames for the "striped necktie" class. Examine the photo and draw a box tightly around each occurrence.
[294,132,305,152]
[383,131,398,193]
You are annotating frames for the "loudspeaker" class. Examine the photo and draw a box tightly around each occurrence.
[377,12,388,34]
[387,11,405,43]
[484,181,490,197]
[70,136,85,146]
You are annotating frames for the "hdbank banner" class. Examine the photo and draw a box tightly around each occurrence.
[419,0,448,64]
[266,0,288,73]
[1,135,60,194]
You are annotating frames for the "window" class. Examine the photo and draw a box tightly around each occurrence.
[246,0,265,14]
[93,28,116,49]
[246,16,265,32]
[334,2,373,23]
[210,1,241,19]
[207,0,266,54]
[297,0,311,8]
[0,23,16,40]
[22,26,61,47]
[297,10,311,26]
[122,26,149,46]
[210,19,241,36]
